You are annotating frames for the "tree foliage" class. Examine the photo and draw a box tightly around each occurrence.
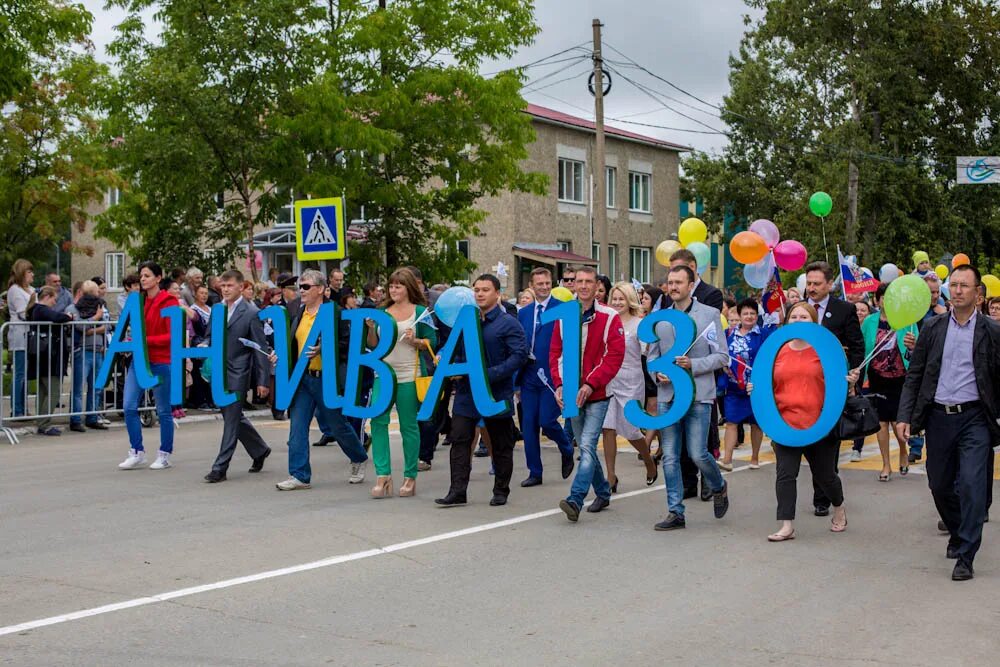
[683,0,1000,273]
[100,0,545,282]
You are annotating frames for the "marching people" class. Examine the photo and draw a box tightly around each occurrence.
[118,261,178,470]
[435,274,527,507]
[601,282,657,491]
[898,264,1000,581]
[553,267,625,522]
[516,267,575,488]
[270,269,369,490]
[752,301,858,542]
[648,265,730,531]
[719,298,770,471]
[203,270,273,483]
[366,267,437,498]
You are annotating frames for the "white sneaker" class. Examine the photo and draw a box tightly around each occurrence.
[149,452,172,469]
[349,460,367,484]
[99,416,111,426]
[118,449,147,470]
[849,450,862,462]
[276,476,311,490]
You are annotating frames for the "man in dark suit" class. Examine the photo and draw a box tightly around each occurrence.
[204,270,272,482]
[898,265,1000,581]
[662,249,725,500]
[516,267,575,486]
[804,260,865,514]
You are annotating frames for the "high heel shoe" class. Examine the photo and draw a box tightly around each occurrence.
[610,475,619,494]
[646,469,658,486]
[652,448,663,465]
[371,476,393,499]
[399,478,416,497]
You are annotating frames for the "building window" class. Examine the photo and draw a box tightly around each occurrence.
[558,158,585,203]
[628,172,651,213]
[608,243,618,280]
[557,240,571,253]
[107,188,121,206]
[606,167,616,208]
[105,252,125,290]
[629,246,651,283]
[215,192,225,210]
[457,239,470,259]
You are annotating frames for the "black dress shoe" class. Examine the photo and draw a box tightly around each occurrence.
[69,423,87,433]
[204,470,227,483]
[586,496,610,513]
[559,499,581,522]
[938,519,948,532]
[700,485,712,502]
[654,512,686,531]
[814,506,830,517]
[713,482,730,519]
[312,435,332,447]
[952,560,974,581]
[271,410,286,421]
[86,421,108,430]
[561,453,574,479]
[473,445,489,458]
[249,448,271,473]
[435,493,467,507]
[489,494,507,506]
[908,452,918,463]
[520,477,543,488]
[946,544,960,559]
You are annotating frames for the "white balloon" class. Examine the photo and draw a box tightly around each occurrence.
[879,263,901,284]
[796,273,807,294]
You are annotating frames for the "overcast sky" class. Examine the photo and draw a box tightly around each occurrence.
[81,0,759,155]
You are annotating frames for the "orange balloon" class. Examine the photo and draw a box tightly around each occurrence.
[952,253,971,268]
[730,231,769,265]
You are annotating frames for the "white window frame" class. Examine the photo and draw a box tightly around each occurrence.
[629,246,651,283]
[608,243,619,280]
[628,172,651,213]
[105,252,125,290]
[556,240,571,253]
[606,167,617,209]
[558,158,585,204]
[457,239,470,259]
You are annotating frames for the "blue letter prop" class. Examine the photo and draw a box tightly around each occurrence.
[95,291,156,390]
[263,303,340,411]
[164,303,235,407]
[624,308,696,431]
[342,308,397,419]
[541,299,581,419]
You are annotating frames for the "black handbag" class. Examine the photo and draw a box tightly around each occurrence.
[835,394,881,440]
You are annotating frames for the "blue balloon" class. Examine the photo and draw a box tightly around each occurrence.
[434,286,476,328]
[744,254,775,289]
[750,323,848,447]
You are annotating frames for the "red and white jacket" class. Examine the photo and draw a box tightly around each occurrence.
[549,301,625,403]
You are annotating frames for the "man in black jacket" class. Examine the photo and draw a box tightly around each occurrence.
[898,265,1000,581]
[804,260,865,515]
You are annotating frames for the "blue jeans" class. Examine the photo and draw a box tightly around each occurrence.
[70,348,104,425]
[909,433,925,458]
[11,349,26,417]
[287,374,368,484]
[659,401,724,516]
[566,399,612,507]
[124,362,174,453]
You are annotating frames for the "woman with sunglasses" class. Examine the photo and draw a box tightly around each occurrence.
[366,268,437,498]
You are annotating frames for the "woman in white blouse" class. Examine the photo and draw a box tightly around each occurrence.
[6,259,35,417]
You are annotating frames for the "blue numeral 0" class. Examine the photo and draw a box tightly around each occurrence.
[623,308,696,431]
[750,322,848,447]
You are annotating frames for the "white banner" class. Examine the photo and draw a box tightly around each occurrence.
[957,157,1000,184]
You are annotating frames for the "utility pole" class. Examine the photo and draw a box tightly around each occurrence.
[592,18,608,275]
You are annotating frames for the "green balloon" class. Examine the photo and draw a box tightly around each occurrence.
[809,191,833,217]
[883,274,931,330]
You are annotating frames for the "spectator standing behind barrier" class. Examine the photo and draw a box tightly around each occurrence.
[181,267,203,306]
[367,268,436,499]
[28,286,72,435]
[66,280,108,432]
[6,259,35,418]
[117,273,140,313]
[45,272,73,313]
[118,261,179,471]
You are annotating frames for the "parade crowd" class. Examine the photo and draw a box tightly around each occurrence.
[5,247,1000,582]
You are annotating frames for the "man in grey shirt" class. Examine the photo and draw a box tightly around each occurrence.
[899,264,1000,581]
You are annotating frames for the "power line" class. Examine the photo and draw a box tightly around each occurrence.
[519,56,590,90]
[605,63,730,134]
[482,42,590,78]
[523,64,593,94]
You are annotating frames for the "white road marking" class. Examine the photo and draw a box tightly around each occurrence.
[0,462,762,637]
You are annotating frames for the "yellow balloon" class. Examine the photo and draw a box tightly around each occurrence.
[983,274,1000,298]
[678,217,708,247]
[934,264,949,280]
[550,286,574,302]
[721,315,729,331]
[655,240,682,267]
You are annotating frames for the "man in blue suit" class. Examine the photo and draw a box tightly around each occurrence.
[517,267,575,487]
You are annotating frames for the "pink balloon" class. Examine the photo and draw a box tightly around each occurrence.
[774,240,807,271]
[749,219,780,248]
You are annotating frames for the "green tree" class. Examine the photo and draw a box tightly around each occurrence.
[684,0,1000,274]
[100,0,545,282]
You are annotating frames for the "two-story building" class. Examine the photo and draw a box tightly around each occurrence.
[72,103,690,300]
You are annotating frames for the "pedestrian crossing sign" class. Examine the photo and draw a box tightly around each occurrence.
[295,197,346,260]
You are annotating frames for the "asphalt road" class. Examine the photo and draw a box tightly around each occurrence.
[1,416,997,666]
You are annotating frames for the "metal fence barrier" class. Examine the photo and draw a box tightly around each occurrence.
[0,319,158,445]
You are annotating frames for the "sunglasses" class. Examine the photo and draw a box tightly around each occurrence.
[299,283,317,290]
[561,277,575,283]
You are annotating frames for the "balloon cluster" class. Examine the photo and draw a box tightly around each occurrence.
[656,217,710,273]
[729,218,807,289]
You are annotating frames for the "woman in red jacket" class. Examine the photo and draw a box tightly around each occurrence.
[119,261,179,470]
